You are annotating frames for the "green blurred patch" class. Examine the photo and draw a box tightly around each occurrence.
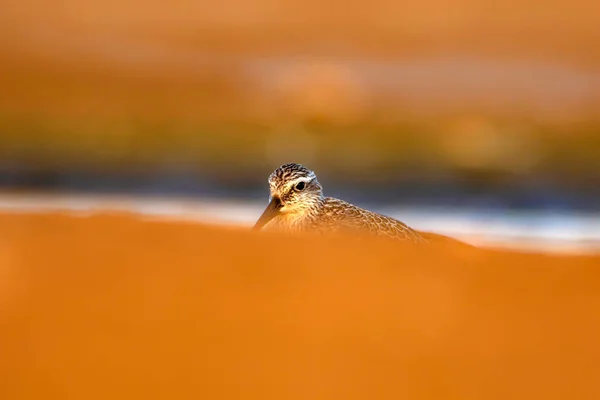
[1,113,599,187]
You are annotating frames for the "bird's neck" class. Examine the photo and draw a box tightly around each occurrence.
[283,196,325,228]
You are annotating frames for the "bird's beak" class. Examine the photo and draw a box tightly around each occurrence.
[253,196,283,230]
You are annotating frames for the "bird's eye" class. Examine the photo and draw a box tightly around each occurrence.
[295,182,305,191]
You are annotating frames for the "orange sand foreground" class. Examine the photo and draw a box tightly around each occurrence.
[1,213,599,399]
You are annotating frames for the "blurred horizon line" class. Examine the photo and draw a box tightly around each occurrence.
[1,191,599,254]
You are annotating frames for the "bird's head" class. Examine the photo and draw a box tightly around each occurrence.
[253,163,324,230]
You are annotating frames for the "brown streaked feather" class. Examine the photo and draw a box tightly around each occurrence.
[318,197,426,242]
[256,163,426,243]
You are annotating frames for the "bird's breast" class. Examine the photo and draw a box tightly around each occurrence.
[261,211,315,232]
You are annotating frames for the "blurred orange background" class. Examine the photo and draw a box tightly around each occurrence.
[1,3,600,398]
[1,0,599,199]
[1,213,599,400]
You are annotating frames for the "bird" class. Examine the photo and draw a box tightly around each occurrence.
[253,163,426,242]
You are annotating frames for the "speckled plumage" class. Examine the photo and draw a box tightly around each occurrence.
[253,163,426,242]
